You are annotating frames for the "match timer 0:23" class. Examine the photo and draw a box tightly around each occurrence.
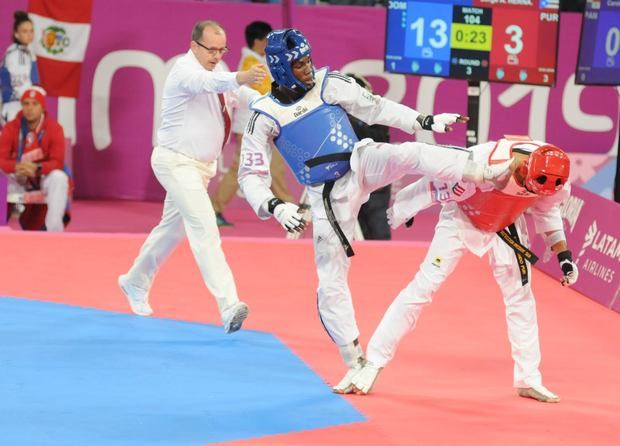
[451,23,492,52]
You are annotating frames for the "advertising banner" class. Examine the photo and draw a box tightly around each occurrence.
[1,2,618,202]
[530,185,620,312]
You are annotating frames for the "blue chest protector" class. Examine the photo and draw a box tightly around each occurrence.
[251,68,359,186]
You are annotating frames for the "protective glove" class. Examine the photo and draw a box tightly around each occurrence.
[387,206,415,230]
[416,113,468,133]
[386,180,428,229]
[557,250,578,286]
[386,207,397,229]
[268,198,306,233]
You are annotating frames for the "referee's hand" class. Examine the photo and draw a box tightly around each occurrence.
[237,64,267,86]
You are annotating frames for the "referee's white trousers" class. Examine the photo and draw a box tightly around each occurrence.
[125,146,240,316]
[366,211,543,388]
[308,140,469,348]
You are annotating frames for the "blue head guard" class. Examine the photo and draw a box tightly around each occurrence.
[265,29,312,91]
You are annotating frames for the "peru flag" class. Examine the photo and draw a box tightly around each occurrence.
[28,0,93,97]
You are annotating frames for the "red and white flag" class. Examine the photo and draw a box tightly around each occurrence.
[28,0,93,97]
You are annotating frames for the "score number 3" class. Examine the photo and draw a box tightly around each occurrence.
[504,24,524,55]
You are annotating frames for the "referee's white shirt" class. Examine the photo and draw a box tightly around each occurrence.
[156,49,239,162]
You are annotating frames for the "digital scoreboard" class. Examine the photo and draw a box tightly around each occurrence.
[385,0,561,86]
[576,0,620,85]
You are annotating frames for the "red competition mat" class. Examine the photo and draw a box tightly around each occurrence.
[1,231,618,446]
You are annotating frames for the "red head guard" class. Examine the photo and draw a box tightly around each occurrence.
[523,145,570,196]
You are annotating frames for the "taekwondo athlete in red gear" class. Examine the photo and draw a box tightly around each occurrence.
[238,28,513,393]
[351,137,577,403]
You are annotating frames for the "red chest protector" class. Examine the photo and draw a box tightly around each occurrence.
[458,137,541,232]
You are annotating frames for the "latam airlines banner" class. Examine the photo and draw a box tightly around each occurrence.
[530,185,620,313]
[0,1,618,201]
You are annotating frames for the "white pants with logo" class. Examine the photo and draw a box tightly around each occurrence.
[306,140,469,347]
[124,146,240,317]
[7,169,69,232]
[366,207,543,388]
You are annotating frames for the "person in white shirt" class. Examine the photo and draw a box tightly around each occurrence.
[351,137,578,403]
[118,20,266,334]
[1,11,39,125]
[238,28,511,392]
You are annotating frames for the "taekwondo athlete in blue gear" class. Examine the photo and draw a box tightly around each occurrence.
[238,28,512,394]
[251,29,356,187]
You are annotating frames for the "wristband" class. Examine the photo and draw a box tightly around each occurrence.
[557,250,572,263]
[417,114,434,131]
[267,197,284,214]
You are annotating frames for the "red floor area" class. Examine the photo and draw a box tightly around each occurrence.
[1,231,619,446]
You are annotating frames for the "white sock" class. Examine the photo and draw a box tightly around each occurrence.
[462,160,484,185]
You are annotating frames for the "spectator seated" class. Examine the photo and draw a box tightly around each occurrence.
[0,87,72,231]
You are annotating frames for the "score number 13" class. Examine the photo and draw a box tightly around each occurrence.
[410,17,449,48]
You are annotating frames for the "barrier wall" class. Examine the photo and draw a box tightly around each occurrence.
[0,174,6,226]
[1,2,619,202]
[530,185,620,313]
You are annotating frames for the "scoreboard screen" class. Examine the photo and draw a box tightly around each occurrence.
[385,0,561,86]
[576,0,620,85]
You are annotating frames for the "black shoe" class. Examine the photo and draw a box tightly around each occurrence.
[215,212,233,227]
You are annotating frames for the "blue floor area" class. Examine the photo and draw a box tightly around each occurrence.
[0,297,364,446]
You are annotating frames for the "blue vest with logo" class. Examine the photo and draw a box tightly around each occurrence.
[250,68,358,185]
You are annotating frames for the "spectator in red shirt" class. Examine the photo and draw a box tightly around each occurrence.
[0,86,69,231]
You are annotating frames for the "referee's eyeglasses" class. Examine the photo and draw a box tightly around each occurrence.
[194,40,229,56]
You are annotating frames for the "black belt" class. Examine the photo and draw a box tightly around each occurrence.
[496,223,539,286]
[322,180,355,257]
[304,152,352,168]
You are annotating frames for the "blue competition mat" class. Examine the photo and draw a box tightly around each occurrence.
[0,297,364,445]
